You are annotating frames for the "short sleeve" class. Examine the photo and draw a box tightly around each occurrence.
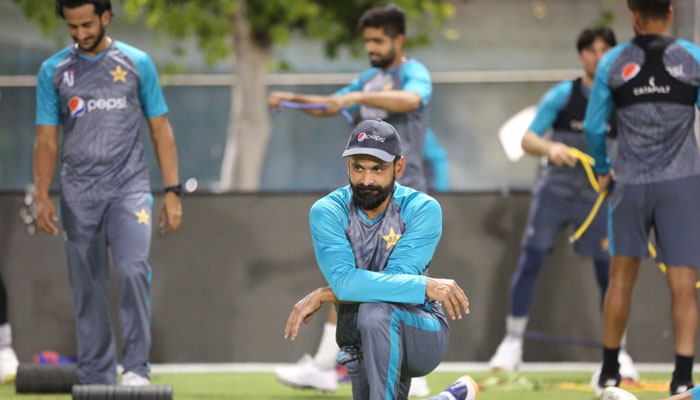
[400,60,432,107]
[527,81,572,136]
[36,61,61,126]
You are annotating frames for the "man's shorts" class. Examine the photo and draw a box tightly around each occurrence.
[608,175,700,267]
[522,187,609,259]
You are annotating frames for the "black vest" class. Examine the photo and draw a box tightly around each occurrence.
[612,35,698,108]
[552,78,617,138]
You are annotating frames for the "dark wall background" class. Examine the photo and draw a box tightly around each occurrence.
[0,192,685,364]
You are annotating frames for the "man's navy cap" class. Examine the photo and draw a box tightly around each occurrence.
[342,119,403,162]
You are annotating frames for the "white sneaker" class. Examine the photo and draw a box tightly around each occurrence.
[0,347,18,384]
[408,376,430,397]
[618,350,639,382]
[275,354,338,392]
[121,371,150,386]
[601,387,638,400]
[488,336,522,372]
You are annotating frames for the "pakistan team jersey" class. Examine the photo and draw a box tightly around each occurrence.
[584,35,700,184]
[309,183,442,347]
[36,40,168,201]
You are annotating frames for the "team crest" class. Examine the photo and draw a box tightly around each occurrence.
[622,63,641,82]
[382,227,402,249]
[110,65,128,83]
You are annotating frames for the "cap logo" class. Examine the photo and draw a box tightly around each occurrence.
[356,132,386,143]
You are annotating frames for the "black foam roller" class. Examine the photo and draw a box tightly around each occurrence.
[72,385,173,399]
[15,363,80,393]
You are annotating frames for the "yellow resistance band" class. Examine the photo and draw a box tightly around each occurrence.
[565,148,700,287]
[568,190,607,243]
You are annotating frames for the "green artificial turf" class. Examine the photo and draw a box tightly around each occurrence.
[0,371,675,399]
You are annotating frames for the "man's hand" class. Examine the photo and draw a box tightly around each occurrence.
[160,192,182,235]
[597,172,613,192]
[548,143,577,167]
[284,290,323,341]
[35,194,59,236]
[267,91,294,110]
[425,278,470,320]
[326,92,361,114]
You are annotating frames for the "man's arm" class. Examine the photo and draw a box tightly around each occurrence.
[267,91,337,116]
[328,59,432,114]
[521,81,577,166]
[34,125,59,236]
[284,279,469,340]
[329,90,422,114]
[130,49,182,234]
[34,57,62,236]
[584,45,626,180]
[147,115,182,234]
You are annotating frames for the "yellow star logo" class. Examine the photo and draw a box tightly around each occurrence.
[382,82,394,91]
[601,237,609,252]
[110,65,128,83]
[382,227,402,249]
[135,208,149,225]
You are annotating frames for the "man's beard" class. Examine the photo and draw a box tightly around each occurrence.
[350,177,395,211]
[74,24,106,53]
[369,48,396,69]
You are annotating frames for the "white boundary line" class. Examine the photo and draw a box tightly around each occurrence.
[0,69,582,88]
[150,362,687,374]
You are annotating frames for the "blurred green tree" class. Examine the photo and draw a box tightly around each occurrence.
[14,0,460,190]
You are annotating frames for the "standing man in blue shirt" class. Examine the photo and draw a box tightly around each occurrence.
[584,0,700,395]
[268,4,432,193]
[270,5,434,395]
[34,0,182,386]
[489,27,637,380]
[284,119,469,400]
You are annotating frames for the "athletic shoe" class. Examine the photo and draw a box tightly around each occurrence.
[601,387,638,400]
[275,354,338,392]
[408,376,430,397]
[618,350,639,382]
[590,369,621,397]
[0,347,18,384]
[488,336,522,372]
[121,371,150,386]
[424,375,479,400]
[670,378,694,395]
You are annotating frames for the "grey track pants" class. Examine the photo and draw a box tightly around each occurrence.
[60,192,153,384]
[341,302,450,400]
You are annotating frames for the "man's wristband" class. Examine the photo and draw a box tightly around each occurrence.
[164,184,183,197]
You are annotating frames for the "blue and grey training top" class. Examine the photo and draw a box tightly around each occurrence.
[335,58,432,192]
[529,77,616,200]
[584,34,700,184]
[36,40,168,201]
[309,183,441,346]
